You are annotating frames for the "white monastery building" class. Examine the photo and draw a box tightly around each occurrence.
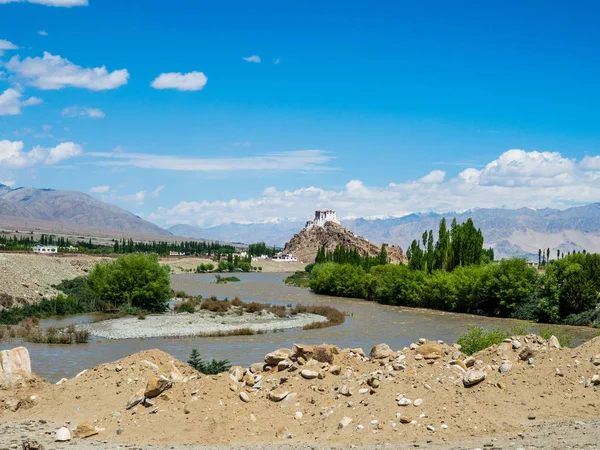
[305,210,340,229]
[33,245,58,254]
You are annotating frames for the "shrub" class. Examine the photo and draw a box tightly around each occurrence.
[137,312,147,320]
[244,302,268,313]
[187,349,231,374]
[200,298,231,312]
[174,299,198,314]
[293,304,346,329]
[456,325,510,356]
[313,346,334,364]
[119,304,141,316]
[88,253,170,313]
[173,290,188,298]
[231,297,244,307]
[73,329,90,343]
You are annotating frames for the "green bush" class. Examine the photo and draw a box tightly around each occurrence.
[88,253,170,313]
[456,325,511,355]
[187,349,231,374]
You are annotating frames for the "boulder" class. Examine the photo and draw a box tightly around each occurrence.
[0,347,31,388]
[301,369,319,380]
[512,340,522,350]
[229,366,245,382]
[350,348,365,357]
[369,343,393,359]
[74,422,98,439]
[498,362,512,374]
[398,415,412,424]
[126,389,145,410]
[144,377,172,398]
[140,360,159,371]
[418,343,443,359]
[4,397,21,412]
[291,344,314,361]
[450,360,467,371]
[265,348,292,365]
[463,369,486,387]
[464,356,476,367]
[519,346,536,361]
[55,427,71,442]
[547,335,561,349]
[329,365,341,375]
[249,362,266,373]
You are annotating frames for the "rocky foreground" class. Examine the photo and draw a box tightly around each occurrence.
[2,335,600,448]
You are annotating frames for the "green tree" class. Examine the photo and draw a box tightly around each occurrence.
[187,349,231,374]
[88,253,170,312]
[379,244,388,266]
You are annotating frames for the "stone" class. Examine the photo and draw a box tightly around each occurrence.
[295,411,303,420]
[250,362,266,373]
[528,413,536,420]
[368,377,380,388]
[56,378,68,385]
[418,338,427,344]
[519,347,536,361]
[229,384,238,391]
[21,439,44,450]
[265,348,292,365]
[441,423,448,429]
[419,343,443,359]
[512,340,522,350]
[592,374,600,385]
[301,369,319,380]
[409,343,418,350]
[0,347,31,388]
[126,389,145,410]
[499,362,512,374]
[291,344,314,361]
[398,415,412,424]
[413,398,423,407]
[239,392,250,403]
[463,369,486,387]
[351,348,365,357]
[75,369,88,378]
[548,335,561,349]
[229,366,245,382]
[329,365,341,375]
[464,356,476,367]
[144,377,172,398]
[358,388,369,394]
[55,427,71,442]
[338,416,353,429]
[5,397,21,412]
[277,360,293,371]
[115,364,123,372]
[74,422,98,439]
[392,363,407,371]
[140,360,160,371]
[339,385,352,396]
[427,425,435,432]
[370,343,393,359]
[528,357,535,365]
[398,397,412,406]
[450,360,467,371]
[268,390,289,402]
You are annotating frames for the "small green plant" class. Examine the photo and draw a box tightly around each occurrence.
[214,275,240,284]
[456,325,511,356]
[174,299,198,314]
[538,327,573,347]
[118,304,141,316]
[173,290,188,298]
[187,349,231,374]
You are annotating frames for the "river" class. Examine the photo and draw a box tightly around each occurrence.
[1,272,597,382]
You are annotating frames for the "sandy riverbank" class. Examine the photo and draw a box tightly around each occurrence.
[82,310,327,339]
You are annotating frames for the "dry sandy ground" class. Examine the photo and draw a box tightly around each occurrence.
[2,334,600,448]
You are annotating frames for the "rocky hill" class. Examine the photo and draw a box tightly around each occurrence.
[0,184,170,236]
[283,221,406,264]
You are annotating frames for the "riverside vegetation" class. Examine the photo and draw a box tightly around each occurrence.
[288,217,600,328]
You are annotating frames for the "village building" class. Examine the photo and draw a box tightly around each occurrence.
[305,210,340,229]
[32,245,58,254]
[272,253,298,262]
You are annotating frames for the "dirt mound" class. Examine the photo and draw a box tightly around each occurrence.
[284,221,407,264]
[2,336,600,447]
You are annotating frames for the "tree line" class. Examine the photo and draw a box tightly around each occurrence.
[314,244,389,270]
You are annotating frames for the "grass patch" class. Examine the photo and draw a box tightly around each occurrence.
[292,304,346,330]
[174,297,200,313]
[284,271,311,288]
[188,348,231,374]
[0,322,90,344]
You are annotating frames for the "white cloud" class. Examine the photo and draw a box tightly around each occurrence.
[62,105,105,118]
[0,0,88,6]
[419,170,445,184]
[0,88,42,115]
[151,184,165,197]
[5,52,129,90]
[38,30,48,36]
[148,149,600,228]
[88,149,335,172]
[0,39,18,56]
[90,185,110,193]
[0,140,82,168]
[0,179,16,187]
[243,55,261,63]
[151,71,207,91]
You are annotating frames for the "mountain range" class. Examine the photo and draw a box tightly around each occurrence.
[169,204,600,260]
[0,184,169,236]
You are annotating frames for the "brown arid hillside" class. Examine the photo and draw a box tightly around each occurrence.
[283,221,406,264]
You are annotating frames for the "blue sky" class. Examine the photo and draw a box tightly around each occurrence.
[1,0,600,227]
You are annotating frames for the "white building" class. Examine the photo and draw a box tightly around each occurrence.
[33,245,58,254]
[305,210,340,229]
[272,254,298,262]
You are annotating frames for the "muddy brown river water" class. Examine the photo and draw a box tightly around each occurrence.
[1,272,597,382]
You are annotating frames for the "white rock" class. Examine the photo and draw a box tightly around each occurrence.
[0,347,31,388]
[413,398,423,406]
[463,369,486,387]
[427,425,435,432]
[512,340,522,350]
[55,427,71,441]
[338,416,353,429]
[295,411,303,420]
[398,397,412,406]
[239,392,249,403]
[300,369,319,380]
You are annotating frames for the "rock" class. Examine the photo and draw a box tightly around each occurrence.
[268,391,289,402]
[413,398,423,407]
[250,362,266,373]
[5,397,21,412]
[115,364,123,372]
[329,365,341,375]
[291,344,314,361]
[418,338,427,344]
[450,359,467,371]
[144,377,172,398]
[338,416,353,429]
[301,369,319,380]
[358,388,369,394]
[21,439,44,450]
[441,424,448,429]
[351,348,365,357]
[126,389,145,410]
[398,415,412,424]
[339,385,352,396]
[140,360,159,371]
[295,411,303,420]
[409,343,418,350]
[55,427,71,442]
[229,384,238,392]
[499,362,513,374]
[74,422,98,439]
[427,425,435,432]
[149,407,159,414]
[528,413,536,420]
[464,356,476,368]
[277,360,293,371]
[419,343,443,359]
[463,369,486,387]
[398,397,412,406]
[528,357,535,365]
[56,378,68,385]
[367,377,380,388]
[239,392,250,403]
[265,348,292,365]
[0,347,31,388]
[168,361,184,382]
[229,366,245,382]
[592,374,600,385]
[243,372,259,387]
[392,363,407,371]
[519,347,536,361]
[370,343,393,359]
[548,335,561,349]
[591,356,600,366]
[512,340,522,350]
[75,369,88,378]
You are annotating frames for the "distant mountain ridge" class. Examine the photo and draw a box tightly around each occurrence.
[169,203,600,260]
[0,184,170,236]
